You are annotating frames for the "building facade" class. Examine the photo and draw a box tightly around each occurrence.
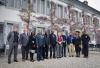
[0,0,100,46]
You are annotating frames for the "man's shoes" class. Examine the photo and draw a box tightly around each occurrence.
[8,61,11,64]
[84,56,88,58]
[14,60,18,62]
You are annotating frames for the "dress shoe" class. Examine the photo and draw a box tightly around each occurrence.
[8,61,11,64]
[14,60,18,62]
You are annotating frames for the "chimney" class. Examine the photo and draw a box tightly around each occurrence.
[83,0,88,5]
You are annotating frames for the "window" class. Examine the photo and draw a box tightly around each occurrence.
[46,0,50,15]
[57,4,63,18]
[32,0,37,12]
[86,15,91,25]
[64,7,68,18]
[14,0,21,9]
[41,0,45,14]
[37,0,41,13]
[6,0,22,9]
[6,0,14,8]
[73,10,78,22]
[0,0,6,5]
[22,0,28,9]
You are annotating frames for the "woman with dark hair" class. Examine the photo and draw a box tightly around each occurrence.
[74,31,81,57]
[28,32,37,62]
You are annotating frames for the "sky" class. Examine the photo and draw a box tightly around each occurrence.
[79,0,100,11]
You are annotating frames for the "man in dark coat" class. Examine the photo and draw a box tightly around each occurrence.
[44,32,50,59]
[36,31,45,61]
[62,32,67,57]
[20,27,30,61]
[81,31,90,58]
[7,25,19,64]
[49,31,57,58]
[74,31,81,57]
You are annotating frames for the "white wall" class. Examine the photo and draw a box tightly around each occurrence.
[0,6,22,22]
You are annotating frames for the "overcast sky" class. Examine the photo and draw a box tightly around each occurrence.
[79,0,100,11]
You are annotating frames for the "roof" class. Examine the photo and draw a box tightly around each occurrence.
[60,0,100,16]
[75,0,100,16]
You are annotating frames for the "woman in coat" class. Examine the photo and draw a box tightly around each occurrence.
[81,31,90,58]
[74,31,81,57]
[57,33,62,58]
[28,32,37,62]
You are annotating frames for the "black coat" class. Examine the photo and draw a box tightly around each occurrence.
[81,34,90,54]
[81,34,90,45]
[28,35,37,50]
[74,36,81,46]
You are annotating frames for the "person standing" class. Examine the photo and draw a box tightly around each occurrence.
[44,32,50,59]
[36,31,45,61]
[74,31,81,57]
[28,32,37,62]
[57,33,62,58]
[49,31,57,58]
[62,32,67,57]
[67,32,75,57]
[7,25,19,64]
[20,27,30,61]
[81,31,90,58]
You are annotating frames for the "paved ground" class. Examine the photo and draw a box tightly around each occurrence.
[0,51,100,68]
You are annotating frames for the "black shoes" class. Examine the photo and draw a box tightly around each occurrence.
[30,60,35,62]
[14,60,18,62]
[8,61,11,64]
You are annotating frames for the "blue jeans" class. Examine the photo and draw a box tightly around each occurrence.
[37,46,43,61]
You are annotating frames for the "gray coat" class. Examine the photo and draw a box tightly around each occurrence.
[7,31,19,46]
[20,33,29,46]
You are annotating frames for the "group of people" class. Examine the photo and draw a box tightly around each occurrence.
[7,25,90,64]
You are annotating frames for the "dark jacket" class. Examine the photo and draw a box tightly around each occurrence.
[7,31,19,45]
[36,33,45,47]
[67,35,75,45]
[49,33,57,46]
[20,33,29,46]
[44,34,50,46]
[81,34,90,45]
[74,36,81,46]
[28,35,36,50]
[62,35,67,44]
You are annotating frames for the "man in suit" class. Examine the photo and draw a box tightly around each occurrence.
[20,27,30,61]
[36,31,45,61]
[49,31,57,58]
[44,31,50,59]
[7,25,19,64]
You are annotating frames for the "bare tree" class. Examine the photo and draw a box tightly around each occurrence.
[19,0,33,28]
[50,1,56,29]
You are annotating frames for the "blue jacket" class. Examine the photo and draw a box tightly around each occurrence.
[67,35,75,45]
[36,33,45,47]
[62,35,67,43]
